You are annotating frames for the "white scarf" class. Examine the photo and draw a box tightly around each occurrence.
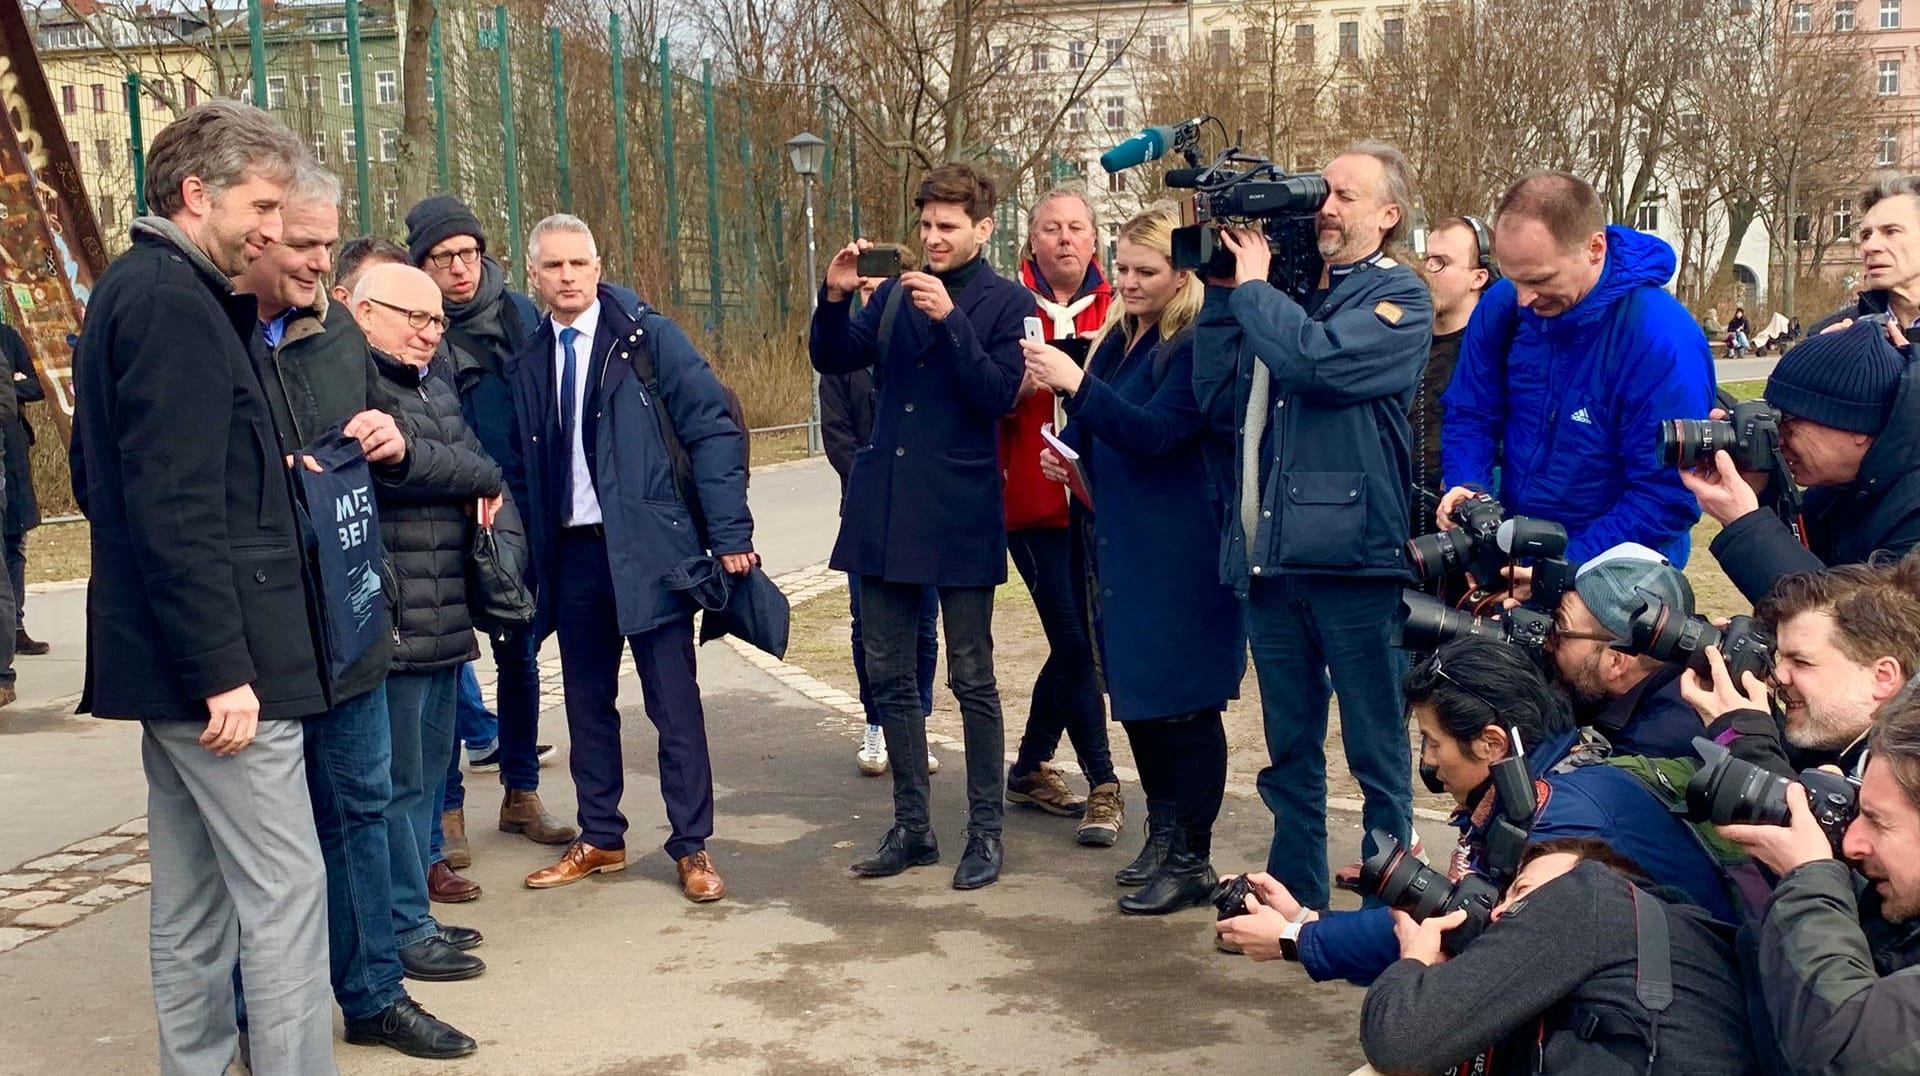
[1032,291,1098,339]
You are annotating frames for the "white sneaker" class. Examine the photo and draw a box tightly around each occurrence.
[857,725,888,775]
[927,750,940,774]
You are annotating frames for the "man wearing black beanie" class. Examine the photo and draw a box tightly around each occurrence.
[1684,318,1920,602]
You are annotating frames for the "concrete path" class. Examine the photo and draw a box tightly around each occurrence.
[0,455,1422,1075]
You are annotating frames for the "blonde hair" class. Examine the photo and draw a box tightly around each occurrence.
[1088,201,1202,360]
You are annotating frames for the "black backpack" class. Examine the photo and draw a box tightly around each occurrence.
[620,300,749,548]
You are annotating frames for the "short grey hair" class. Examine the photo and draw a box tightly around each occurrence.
[1862,172,1920,217]
[144,99,307,219]
[526,213,598,265]
[286,161,342,208]
[1026,186,1097,232]
[1341,140,1416,247]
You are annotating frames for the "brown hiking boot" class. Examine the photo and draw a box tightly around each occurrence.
[1076,783,1124,847]
[440,808,471,869]
[499,789,580,845]
[1007,762,1088,817]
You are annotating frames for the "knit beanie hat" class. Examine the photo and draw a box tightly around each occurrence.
[1764,319,1907,435]
[405,194,486,266]
[1574,542,1695,642]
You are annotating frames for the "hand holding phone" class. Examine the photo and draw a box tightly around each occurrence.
[856,246,905,279]
[1023,316,1045,343]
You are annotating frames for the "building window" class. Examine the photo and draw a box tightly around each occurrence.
[376,71,397,105]
[1068,101,1088,133]
[379,128,398,161]
[94,138,110,169]
[1384,17,1406,53]
[1293,24,1315,64]
[1837,0,1857,28]
[1835,200,1855,235]
[151,78,171,112]
[1030,44,1050,72]
[1149,33,1168,63]
[1105,37,1125,65]
[338,72,353,106]
[304,75,322,107]
[342,129,357,163]
[1246,26,1267,61]
[1680,188,1704,232]
[312,133,327,164]
[1635,194,1661,232]
[91,83,105,111]
[1885,0,1902,27]
[1794,214,1812,243]
[1790,1,1812,29]
[1210,29,1232,65]
[184,80,198,107]
[1244,88,1268,118]
[383,190,397,223]
[1336,83,1360,118]
[1339,21,1359,59]
[990,45,1008,73]
[1068,40,1087,68]
[1881,125,1900,166]
[1679,110,1705,139]
[1030,98,1051,130]
[1104,95,1125,128]
[266,75,286,110]
[60,85,74,114]
[1880,58,1901,96]
[1107,169,1126,193]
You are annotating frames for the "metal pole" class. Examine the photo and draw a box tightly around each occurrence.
[701,60,721,326]
[124,73,145,215]
[844,93,860,238]
[497,4,522,290]
[345,0,371,233]
[611,13,632,276]
[549,27,572,212]
[247,0,266,107]
[430,15,450,191]
[659,37,680,305]
[802,174,820,456]
[736,97,756,296]
[772,198,787,321]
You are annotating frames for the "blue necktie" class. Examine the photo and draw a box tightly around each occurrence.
[558,326,581,510]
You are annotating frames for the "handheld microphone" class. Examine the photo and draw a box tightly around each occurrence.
[1098,116,1206,173]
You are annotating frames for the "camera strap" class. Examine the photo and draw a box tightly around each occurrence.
[1534,886,1672,1076]
[875,281,908,392]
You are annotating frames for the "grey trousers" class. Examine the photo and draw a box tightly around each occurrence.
[143,718,336,1076]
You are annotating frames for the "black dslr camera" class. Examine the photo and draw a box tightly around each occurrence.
[1393,591,1555,654]
[1661,400,1784,474]
[1407,492,1575,609]
[1687,736,1859,854]
[1623,587,1776,685]
[1357,752,1537,955]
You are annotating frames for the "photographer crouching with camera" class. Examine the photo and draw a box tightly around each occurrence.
[1681,319,1920,605]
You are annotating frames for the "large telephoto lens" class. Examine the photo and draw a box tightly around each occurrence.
[1662,419,1736,467]
[1393,591,1503,650]
[1407,529,1474,581]
[1686,736,1792,827]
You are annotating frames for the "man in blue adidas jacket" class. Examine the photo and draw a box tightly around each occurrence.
[1439,171,1714,566]
[1193,142,1430,914]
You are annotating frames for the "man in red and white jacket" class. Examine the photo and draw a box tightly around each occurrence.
[1000,188,1122,847]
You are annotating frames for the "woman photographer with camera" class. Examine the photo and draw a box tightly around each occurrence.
[1022,202,1245,916]
[1217,638,1734,978]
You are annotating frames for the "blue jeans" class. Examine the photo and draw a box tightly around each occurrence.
[457,663,499,750]
[848,575,937,720]
[301,685,405,1019]
[1245,575,1412,911]
[385,668,458,949]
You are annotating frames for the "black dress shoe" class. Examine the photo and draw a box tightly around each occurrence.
[399,935,486,981]
[344,995,478,1059]
[438,923,483,951]
[851,825,939,877]
[952,832,1003,890]
[13,630,47,656]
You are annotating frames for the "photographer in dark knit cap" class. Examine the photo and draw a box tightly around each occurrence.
[1684,318,1920,603]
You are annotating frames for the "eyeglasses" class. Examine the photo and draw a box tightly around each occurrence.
[1422,255,1453,275]
[364,297,448,333]
[1550,617,1618,645]
[426,247,481,270]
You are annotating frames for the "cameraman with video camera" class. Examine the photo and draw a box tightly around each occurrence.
[1716,692,1920,1076]
[1190,141,1431,915]
[1682,319,1920,606]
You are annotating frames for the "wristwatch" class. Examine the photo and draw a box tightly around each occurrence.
[1278,912,1310,962]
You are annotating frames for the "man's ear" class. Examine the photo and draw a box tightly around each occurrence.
[1873,657,1908,704]
[1475,723,1510,762]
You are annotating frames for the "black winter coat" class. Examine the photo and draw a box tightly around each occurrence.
[371,349,503,672]
[70,222,328,721]
[0,323,39,535]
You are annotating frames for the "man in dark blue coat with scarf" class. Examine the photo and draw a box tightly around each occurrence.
[811,162,1029,890]
[508,214,752,903]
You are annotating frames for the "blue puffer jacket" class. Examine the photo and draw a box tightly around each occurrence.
[1440,226,1713,565]
[1295,728,1737,985]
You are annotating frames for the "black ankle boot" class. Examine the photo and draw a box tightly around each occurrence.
[1118,835,1216,915]
[1115,800,1174,887]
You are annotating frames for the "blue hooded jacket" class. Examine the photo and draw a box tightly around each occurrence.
[1440,226,1713,565]
[1295,728,1737,985]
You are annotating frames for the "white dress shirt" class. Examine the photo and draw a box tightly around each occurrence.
[553,300,604,526]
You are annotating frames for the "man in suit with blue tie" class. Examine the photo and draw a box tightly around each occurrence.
[508,214,754,902]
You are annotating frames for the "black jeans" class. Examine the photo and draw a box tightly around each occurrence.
[859,576,1004,836]
[1121,710,1227,857]
[1006,527,1114,786]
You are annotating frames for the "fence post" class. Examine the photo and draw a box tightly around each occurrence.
[771,198,787,321]
[659,38,680,305]
[550,28,572,212]
[496,4,522,290]
[345,0,371,234]
[430,15,450,192]
[736,97,755,296]
[818,87,836,235]
[247,0,266,107]
[124,73,145,216]
[611,14,632,275]
[844,95,860,238]
[701,60,721,327]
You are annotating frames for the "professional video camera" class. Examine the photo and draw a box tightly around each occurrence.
[1408,492,1575,610]
[1622,588,1776,685]
[1687,736,1859,854]
[1099,115,1326,298]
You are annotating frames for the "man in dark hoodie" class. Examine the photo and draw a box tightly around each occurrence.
[405,194,577,871]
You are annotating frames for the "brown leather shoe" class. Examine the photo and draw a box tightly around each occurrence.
[525,841,626,889]
[676,850,726,903]
[440,808,471,869]
[499,789,579,845]
[428,860,482,903]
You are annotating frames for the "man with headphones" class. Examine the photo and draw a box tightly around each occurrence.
[1409,216,1495,539]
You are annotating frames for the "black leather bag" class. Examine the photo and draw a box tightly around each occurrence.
[467,491,535,631]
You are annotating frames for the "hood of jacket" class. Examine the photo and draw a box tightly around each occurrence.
[1527,225,1676,335]
[130,216,233,295]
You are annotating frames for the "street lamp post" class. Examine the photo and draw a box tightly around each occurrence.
[787,131,828,456]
